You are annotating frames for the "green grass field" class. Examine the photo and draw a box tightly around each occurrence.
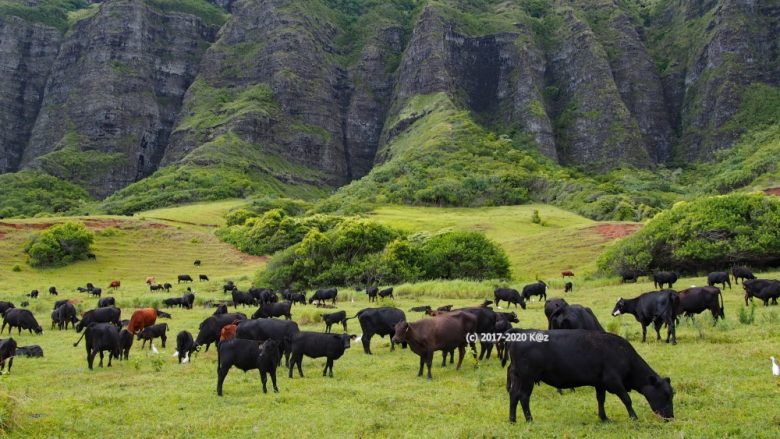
[1,208,780,438]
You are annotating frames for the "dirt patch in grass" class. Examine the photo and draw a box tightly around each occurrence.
[237,253,268,264]
[763,187,780,196]
[587,223,642,241]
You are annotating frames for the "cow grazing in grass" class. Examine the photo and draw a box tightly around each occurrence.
[732,267,755,285]
[309,288,338,306]
[366,286,378,302]
[137,323,168,349]
[195,313,247,352]
[199,275,209,282]
[288,332,354,378]
[98,297,115,308]
[743,279,780,306]
[108,280,120,290]
[522,281,547,302]
[652,271,678,289]
[707,272,731,290]
[494,288,526,309]
[145,276,156,285]
[177,275,193,283]
[2,309,42,335]
[346,307,406,354]
[49,286,58,296]
[175,330,199,364]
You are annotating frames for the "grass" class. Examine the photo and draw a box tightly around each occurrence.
[1,210,780,436]
[135,199,249,228]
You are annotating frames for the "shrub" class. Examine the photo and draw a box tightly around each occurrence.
[418,231,511,281]
[531,209,541,224]
[24,222,94,267]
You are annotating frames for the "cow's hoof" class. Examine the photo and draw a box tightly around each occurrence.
[274,388,279,393]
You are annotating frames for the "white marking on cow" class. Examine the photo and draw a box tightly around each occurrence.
[151,343,158,354]
[172,351,179,357]
[354,335,362,343]
[612,310,621,316]
[183,353,189,364]
[772,356,780,376]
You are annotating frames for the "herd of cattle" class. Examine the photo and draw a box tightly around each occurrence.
[0,265,778,423]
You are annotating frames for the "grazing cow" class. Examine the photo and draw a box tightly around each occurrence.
[177,274,193,283]
[522,281,547,302]
[88,288,102,298]
[213,303,228,315]
[251,302,292,320]
[732,267,756,285]
[564,282,573,293]
[98,297,115,308]
[86,253,96,260]
[194,260,201,267]
[309,288,338,306]
[199,275,209,282]
[217,339,280,395]
[220,322,239,342]
[223,281,235,294]
[27,290,39,299]
[73,322,121,369]
[505,330,674,422]
[195,313,248,352]
[288,332,354,378]
[156,310,172,319]
[126,308,157,335]
[76,287,90,293]
[0,302,15,316]
[145,276,156,285]
[150,284,165,292]
[52,303,79,330]
[391,312,477,380]
[548,303,604,331]
[743,279,780,306]
[2,309,43,335]
[346,307,406,354]
[232,290,255,308]
[437,305,453,312]
[109,280,120,290]
[410,305,432,313]
[118,329,133,360]
[676,286,724,324]
[612,290,679,344]
[76,307,121,332]
[235,319,299,367]
[137,323,168,349]
[163,298,183,308]
[652,271,678,289]
[49,286,58,296]
[322,311,348,333]
[15,345,43,358]
[620,269,640,283]
[707,272,731,290]
[163,283,173,292]
[493,288,526,309]
[561,271,575,278]
[175,330,198,364]
[378,288,395,300]
[0,338,17,374]
[182,293,195,310]
[366,286,378,302]
[288,293,306,305]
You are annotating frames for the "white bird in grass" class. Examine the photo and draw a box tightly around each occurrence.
[772,357,780,376]
[151,343,159,354]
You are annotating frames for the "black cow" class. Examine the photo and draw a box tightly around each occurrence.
[366,286,378,302]
[564,282,573,293]
[235,319,299,367]
[707,272,731,290]
[232,290,255,308]
[309,288,338,306]
[177,275,193,283]
[27,289,39,299]
[743,279,780,306]
[217,339,280,396]
[118,329,133,360]
[150,284,165,292]
[73,323,121,369]
[87,253,96,260]
[15,345,43,358]
[195,313,247,352]
[182,293,195,309]
[163,298,184,308]
[76,307,121,332]
[163,283,173,292]
[2,309,43,335]
[199,275,209,282]
[652,271,678,289]
[620,269,641,283]
[252,302,292,320]
[213,303,228,315]
[444,306,500,360]
[49,286,58,296]
[288,293,306,305]
[732,267,756,285]
[53,299,69,310]
[505,329,674,422]
[175,330,199,364]
[0,338,17,374]
[156,310,172,319]
[612,290,678,345]
[322,311,347,333]
[137,323,168,349]
[223,282,235,294]
[52,303,79,330]
[548,303,604,331]
[410,305,432,313]
[437,305,453,312]
[88,287,102,298]
[288,332,354,378]
[378,288,395,300]
[347,307,406,354]
[522,281,547,302]
[194,259,201,267]
[98,297,115,308]
[0,302,15,315]
[494,288,526,309]
[676,286,724,324]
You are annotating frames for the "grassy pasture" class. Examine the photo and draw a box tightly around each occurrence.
[1,211,779,437]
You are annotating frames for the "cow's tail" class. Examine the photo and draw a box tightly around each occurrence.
[73,331,87,347]
[663,291,679,326]
[343,313,360,322]
[718,289,725,319]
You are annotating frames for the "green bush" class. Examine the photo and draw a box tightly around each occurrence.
[24,222,94,267]
[418,231,511,280]
[0,171,91,218]
[598,193,780,275]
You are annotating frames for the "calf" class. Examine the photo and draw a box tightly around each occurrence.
[109,280,120,290]
[194,259,201,267]
[49,286,58,296]
[366,286,378,302]
[73,323,121,369]
[391,311,477,379]
[522,281,547,302]
[137,323,168,349]
[98,297,115,308]
[561,271,575,278]
[322,311,348,333]
[743,279,780,306]
[676,286,724,324]
[156,310,172,319]
[612,290,678,345]
[378,288,395,300]
[309,288,338,306]
[2,309,43,335]
[0,338,17,374]
[251,302,292,320]
[288,332,354,378]
[175,330,198,364]
[27,290,39,299]
[118,329,133,360]
[652,271,678,289]
[163,283,173,292]
[15,345,43,358]
[150,284,165,292]
[732,266,756,285]
[494,288,526,309]
[53,303,79,330]
[564,282,573,293]
[217,339,281,395]
[199,274,209,282]
[707,271,731,290]
[506,329,674,422]
[88,287,102,298]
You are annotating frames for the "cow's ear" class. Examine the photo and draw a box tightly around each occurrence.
[349,334,357,340]
[648,375,659,385]
[665,377,671,384]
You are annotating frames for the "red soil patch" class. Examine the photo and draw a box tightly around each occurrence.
[763,187,780,196]
[0,218,172,233]
[588,223,642,240]
[237,253,269,264]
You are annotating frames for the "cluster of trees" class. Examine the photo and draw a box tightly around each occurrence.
[25,222,94,267]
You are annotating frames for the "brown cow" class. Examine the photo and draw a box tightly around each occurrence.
[219,321,239,342]
[561,271,575,278]
[145,277,156,285]
[109,280,120,290]
[391,311,477,380]
[127,308,157,335]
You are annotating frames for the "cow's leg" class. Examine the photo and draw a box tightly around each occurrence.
[641,324,647,342]
[270,369,278,393]
[517,380,534,422]
[296,355,304,377]
[596,387,609,421]
[217,366,228,396]
[606,380,637,419]
[362,333,373,354]
[441,351,447,368]
[653,320,663,341]
[341,321,347,332]
[87,349,95,370]
[417,354,425,377]
[426,352,434,380]
[98,351,104,368]
[322,360,329,377]
[161,335,166,348]
[260,371,268,393]
[328,358,334,377]
[455,345,465,370]
[107,351,113,367]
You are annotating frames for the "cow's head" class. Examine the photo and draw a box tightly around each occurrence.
[505,312,519,323]
[337,333,356,349]
[641,375,674,420]
[34,325,43,335]
[391,321,410,344]
[611,298,626,316]
[518,296,527,310]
